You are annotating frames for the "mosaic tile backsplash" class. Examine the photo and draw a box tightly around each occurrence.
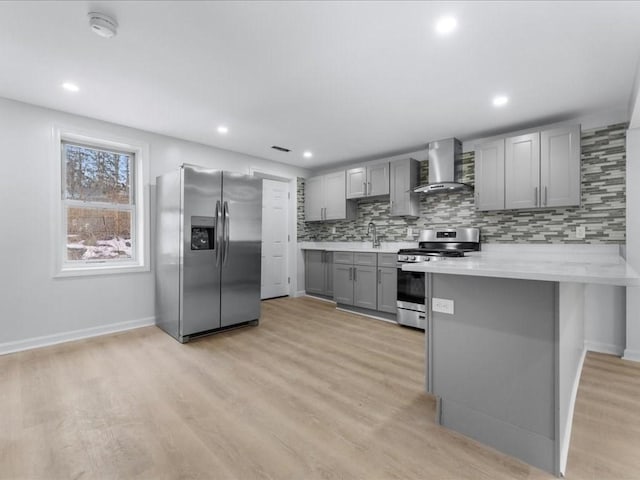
[298,123,626,244]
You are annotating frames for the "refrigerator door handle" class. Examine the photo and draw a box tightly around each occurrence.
[215,200,222,267]
[223,201,230,265]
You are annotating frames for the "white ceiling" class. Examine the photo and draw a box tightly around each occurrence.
[2,1,640,169]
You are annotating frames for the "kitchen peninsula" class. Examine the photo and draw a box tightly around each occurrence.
[403,247,639,476]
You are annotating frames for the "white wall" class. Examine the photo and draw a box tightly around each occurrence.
[624,127,640,361]
[0,96,309,352]
[584,284,626,355]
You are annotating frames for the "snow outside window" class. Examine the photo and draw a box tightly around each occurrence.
[54,129,149,277]
[62,141,135,262]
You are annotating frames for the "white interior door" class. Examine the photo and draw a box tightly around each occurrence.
[261,179,289,299]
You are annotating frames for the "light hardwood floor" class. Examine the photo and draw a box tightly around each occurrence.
[0,296,639,479]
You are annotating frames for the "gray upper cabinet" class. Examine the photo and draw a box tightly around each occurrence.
[346,167,366,198]
[474,124,580,211]
[474,139,505,211]
[304,175,324,221]
[346,161,390,199]
[304,171,355,221]
[347,167,367,198]
[505,132,541,210]
[540,125,581,208]
[367,162,390,196]
[390,158,420,217]
[324,171,351,219]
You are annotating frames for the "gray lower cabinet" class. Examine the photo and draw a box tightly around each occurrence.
[333,263,353,304]
[377,267,397,313]
[333,252,397,315]
[353,265,377,309]
[333,252,378,308]
[305,250,333,297]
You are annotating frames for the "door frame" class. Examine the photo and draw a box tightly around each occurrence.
[250,169,297,298]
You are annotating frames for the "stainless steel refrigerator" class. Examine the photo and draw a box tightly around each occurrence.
[155,164,262,342]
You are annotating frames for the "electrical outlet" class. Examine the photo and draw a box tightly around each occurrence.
[576,226,586,239]
[331,226,336,235]
[407,227,413,237]
[432,297,454,315]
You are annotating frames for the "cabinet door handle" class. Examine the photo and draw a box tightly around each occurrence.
[363,182,367,196]
[544,186,548,206]
[368,181,371,195]
[534,186,538,207]
[349,267,352,281]
[353,267,357,282]
[378,269,381,284]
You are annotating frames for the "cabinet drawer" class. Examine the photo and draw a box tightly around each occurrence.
[354,252,377,266]
[333,252,354,265]
[377,253,397,268]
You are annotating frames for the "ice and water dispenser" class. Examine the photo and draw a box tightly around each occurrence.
[190,216,215,250]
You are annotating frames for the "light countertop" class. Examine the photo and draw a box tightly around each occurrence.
[402,251,640,286]
[299,241,416,254]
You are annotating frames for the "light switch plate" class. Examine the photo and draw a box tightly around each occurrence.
[576,226,586,239]
[432,297,454,315]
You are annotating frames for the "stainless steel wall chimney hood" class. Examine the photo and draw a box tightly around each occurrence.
[414,138,472,193]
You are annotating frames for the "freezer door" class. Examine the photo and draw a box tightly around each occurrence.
[220,173,262,327]
[181,165,222,336]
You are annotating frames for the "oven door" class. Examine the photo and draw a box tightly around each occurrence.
[397,266,425,305]
[396,265,426,330]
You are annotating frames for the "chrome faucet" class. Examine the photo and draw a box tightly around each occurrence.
[367,222,380,248]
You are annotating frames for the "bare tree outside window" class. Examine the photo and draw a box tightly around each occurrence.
[62,142,135,261]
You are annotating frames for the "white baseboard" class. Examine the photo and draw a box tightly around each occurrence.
[335,307,397,325]
[0,317,155,356]
[560,347,587,476]
[293,290,306,298]
[584,341,624,356]
[623,348,640,363]
[305,294,336,304]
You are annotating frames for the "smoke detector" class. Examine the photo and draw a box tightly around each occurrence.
[88,12,118,38]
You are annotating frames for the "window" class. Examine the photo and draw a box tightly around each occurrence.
[54,127,149,276]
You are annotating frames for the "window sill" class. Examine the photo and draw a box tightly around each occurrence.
[55,263,150,278]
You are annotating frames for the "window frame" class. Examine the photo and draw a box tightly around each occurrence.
[53,126,150,277]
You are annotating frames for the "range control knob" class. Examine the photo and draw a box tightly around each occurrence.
[409,255,417,262]
[398,255,408,262]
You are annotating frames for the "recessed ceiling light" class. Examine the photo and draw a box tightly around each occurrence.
[435,16,457,35]
[492,95,509,107]
[303,151,313,159]
[62,82,79,92]
[217,125,229,134]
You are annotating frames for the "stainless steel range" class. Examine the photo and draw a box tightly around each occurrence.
[396,228,480,329]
